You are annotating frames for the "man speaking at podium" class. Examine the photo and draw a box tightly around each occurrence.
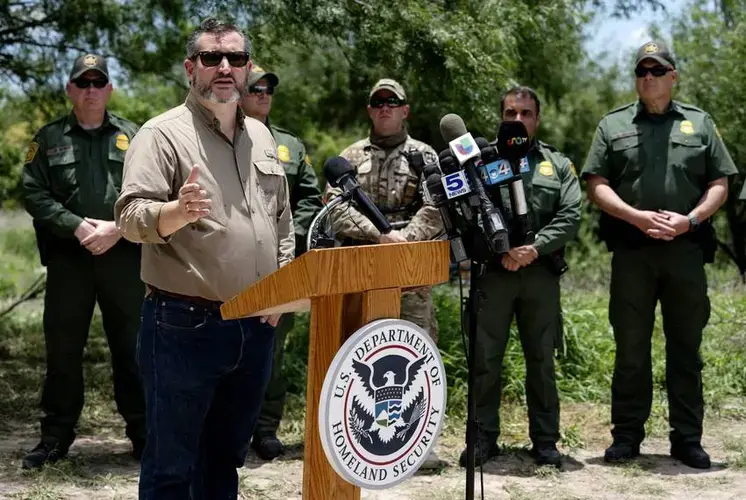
[325,78,444,469]
[114,18,294,499]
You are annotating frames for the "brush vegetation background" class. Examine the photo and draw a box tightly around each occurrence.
[1,0,746,438]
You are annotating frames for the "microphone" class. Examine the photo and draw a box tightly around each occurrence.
[425,171,468,262]
[496,120,534,245]
[324,156,392,235]
[439,114,510,254]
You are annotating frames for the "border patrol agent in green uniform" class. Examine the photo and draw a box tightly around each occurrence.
[20,54,146,469]
[462,86,581,469]
[241,66,323,460]
[582,41,738,469]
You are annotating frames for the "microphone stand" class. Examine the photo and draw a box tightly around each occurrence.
[465,259,485,500]
[306,191,352,251]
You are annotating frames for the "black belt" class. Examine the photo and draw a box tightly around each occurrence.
[146,285,222,309]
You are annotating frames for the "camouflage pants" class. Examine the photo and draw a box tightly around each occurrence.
[401,286,438,344]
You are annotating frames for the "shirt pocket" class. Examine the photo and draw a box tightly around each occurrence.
[610,132,643,180]
[107,144,126,190]
[254,159,286,218]
[531,175,561,220]
[670,133,706,176]
[47,147,80,201]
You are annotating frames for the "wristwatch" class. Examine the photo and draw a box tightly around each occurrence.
[688,213,700,232]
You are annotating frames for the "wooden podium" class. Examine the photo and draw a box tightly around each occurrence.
[221,240,450,499]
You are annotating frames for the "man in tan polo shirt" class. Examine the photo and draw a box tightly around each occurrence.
[114,17,294,499]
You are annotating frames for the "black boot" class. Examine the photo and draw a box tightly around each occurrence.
[459,440,499,467]
[671,442,711,469]
[531,441,561,468]
[604,440,640,463]
[22,439,70,470]
[252,434,284,460]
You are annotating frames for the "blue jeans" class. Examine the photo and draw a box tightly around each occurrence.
[137,292,274,500]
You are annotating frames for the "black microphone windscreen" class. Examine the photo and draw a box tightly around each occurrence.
[422,164,440,178]
[497,121,531,162]
[475,137,490,150]
[439,113,468,142]
[323,156,355,188]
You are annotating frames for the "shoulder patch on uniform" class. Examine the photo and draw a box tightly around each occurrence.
[24,142,39,163]
[569,162,577,177]
[277,144,291,163]
[539,161,553,176]
[115,133,130,151]
[714,123,723,139]
[679,120,694,135]
[304,154,312,166]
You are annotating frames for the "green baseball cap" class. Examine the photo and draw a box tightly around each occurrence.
[247,65,279,87]
[635,40,676,68]
[368,78,406,101]
[69,53,110,81]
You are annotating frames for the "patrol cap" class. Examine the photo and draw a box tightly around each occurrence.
[247,65,279,87]
[368,78,406,101]
[69,53,110,81]
[635,40,676,69]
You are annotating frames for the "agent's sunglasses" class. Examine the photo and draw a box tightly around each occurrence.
[369,96,405,108]
[634,65,672,78]
[192,51,250,68]
[73,78,108,89]
[248,85,275,95]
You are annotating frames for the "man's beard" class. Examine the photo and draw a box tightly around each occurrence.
[192,73,244,103]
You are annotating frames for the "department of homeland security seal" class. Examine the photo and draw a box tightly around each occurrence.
[319,318,447,489]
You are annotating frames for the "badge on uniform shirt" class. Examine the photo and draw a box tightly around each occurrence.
[24,142,39,163]
[569,162,577,177]
[115,134,130,151]
[539,161,553,177]
[680,120,695,135]
[304,154,312,166]
[277,144,291,163]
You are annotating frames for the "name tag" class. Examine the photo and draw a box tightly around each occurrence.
[442,171,471,199]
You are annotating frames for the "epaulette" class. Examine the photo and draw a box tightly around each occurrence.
[674,101,707,114]
[605,101,637,117]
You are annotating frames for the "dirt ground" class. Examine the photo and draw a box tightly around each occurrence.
[2,404,745,500]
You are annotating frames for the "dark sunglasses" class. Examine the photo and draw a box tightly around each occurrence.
[635,65,672,78]
[73,78,108,89]
[248,85,275,95]
[369,96,405,108]
[193,51,250,68]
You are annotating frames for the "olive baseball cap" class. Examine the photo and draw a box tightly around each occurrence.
[635,41,676,68]
[368,78,406,101]
[247,65,279,87]
[69,53,110,81]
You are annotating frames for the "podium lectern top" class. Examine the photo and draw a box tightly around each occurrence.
[220,240,450,320]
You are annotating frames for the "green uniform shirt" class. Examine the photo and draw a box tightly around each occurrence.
[22,110,139,239]
[269,122,323,255]
[495,140,582,256]
[581,100,738,214]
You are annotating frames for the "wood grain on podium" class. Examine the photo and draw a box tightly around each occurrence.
[220,240,448,320]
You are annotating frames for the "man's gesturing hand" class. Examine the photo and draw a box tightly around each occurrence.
[179,165,211,223]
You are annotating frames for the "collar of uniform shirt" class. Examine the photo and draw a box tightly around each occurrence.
[63,110,114,134]
[184,91,246,132]
[633,99,684,121]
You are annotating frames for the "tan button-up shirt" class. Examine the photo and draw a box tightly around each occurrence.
[114,93,294,302]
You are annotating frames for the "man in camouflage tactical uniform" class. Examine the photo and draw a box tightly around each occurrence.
[325,78,444,469]
[464,86,581,469]
[21,54,146,469]
[582,41,738,469]
[241,65,324,460]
